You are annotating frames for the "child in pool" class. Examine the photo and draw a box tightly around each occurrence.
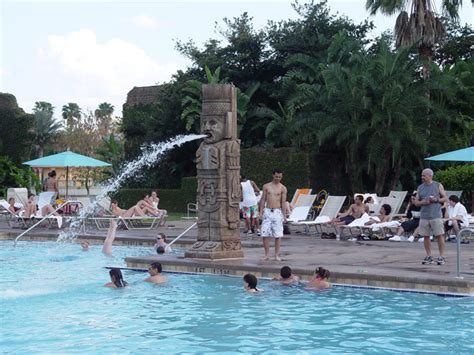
[243,273,262,293]
[307,267,331,290]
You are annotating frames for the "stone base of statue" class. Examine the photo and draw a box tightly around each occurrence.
[184,240,244,259]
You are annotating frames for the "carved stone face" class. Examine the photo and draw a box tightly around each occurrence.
[202,116,225,143]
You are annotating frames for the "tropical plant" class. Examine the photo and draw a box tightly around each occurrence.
[252,102,296,148]
[33,110,62,157]
[365,0,467,79]
[95,134,124,177]
[33,101,54,115]
[0,156,40,196]
[95,102,114,137]
[61,103,82,130]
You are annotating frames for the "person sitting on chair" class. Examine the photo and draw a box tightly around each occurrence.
[111,200,146,218]
[331,195,366,225]
[364,204,391,225]
[8,198,23,215]
[445,195,469,243]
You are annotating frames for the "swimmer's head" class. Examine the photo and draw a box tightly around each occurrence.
[149,262,162,276]
[156,233,166,243]
[280,266,292,279]
[243,273,258,290]
[314,267,330,280]
[109,268,127,287]
[81,240,90,251]
[156,246,165,254]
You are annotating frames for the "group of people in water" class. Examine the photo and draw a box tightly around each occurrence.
[105,264,331,292]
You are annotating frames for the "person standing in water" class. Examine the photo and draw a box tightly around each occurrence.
[144,262,168,284]
[259,168,288,261]
[104,268,128,288]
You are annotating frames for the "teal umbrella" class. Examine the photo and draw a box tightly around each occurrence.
[24,151,111,198]
[425,147,474,162]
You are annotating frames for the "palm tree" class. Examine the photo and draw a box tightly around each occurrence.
[61,103,81,130]
[33,101,54,115]
[33,110,62,157]
[366,0,467,79]
[95,102,114,137]
[252,102,297,148]
[181,65,226,132]
[95,134,124,177]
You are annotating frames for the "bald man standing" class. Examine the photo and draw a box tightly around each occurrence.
[413,168,448,265]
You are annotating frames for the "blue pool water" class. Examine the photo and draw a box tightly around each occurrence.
[1,241,473,353]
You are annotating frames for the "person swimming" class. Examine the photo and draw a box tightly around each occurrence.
[274,265,300,284]
[307,267,331,290]
[81,240,90,251]
[243,273,262,293]
[144,262,168,284]
[104,268,128,288]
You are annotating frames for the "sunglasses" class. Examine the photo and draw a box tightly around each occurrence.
[156,237,162,240]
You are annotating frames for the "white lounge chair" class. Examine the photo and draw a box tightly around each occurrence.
[7,188,28,209]
[293,195,347,234]
[0,199,29,228]
[445,190,462,198]
[287,194,317,223]
[289,188,312,208]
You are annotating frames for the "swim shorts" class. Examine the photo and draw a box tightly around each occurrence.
[242,205,259,219]
[339,215,355,225]
[261,208,283,238]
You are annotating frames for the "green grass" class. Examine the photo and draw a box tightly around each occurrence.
[166,212,196,221]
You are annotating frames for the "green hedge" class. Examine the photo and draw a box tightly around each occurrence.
[435,164,474,212]
[114,147,311,211]
[240,147,309,197]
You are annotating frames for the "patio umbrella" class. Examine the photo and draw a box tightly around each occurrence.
[425,146,474,162]
[23,151,111,198]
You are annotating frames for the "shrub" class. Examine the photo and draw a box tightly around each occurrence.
[0,156,41,197]
[435,165,474,211]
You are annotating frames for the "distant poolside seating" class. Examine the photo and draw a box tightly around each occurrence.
[7,188,28,209]
[290,188,312,208]
[0,199,29,228]
[445,190,463,199]
[292,195,347,234]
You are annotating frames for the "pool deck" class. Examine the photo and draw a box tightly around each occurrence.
[2,219,474,295]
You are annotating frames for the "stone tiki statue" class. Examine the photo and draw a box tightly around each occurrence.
[185,84,243,259]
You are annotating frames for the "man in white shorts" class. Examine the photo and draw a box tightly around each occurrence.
[259,168,288,261]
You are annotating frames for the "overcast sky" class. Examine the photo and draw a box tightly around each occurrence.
[1,0,472,117]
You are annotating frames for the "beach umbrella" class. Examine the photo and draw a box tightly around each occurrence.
[23,151,112,198]
[425,146,474,162]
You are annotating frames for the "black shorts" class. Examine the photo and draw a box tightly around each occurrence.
[401,219,419,233]
[444,220,464,231]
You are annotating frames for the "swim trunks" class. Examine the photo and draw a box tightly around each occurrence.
[339,215,355,225]
[242,205,259,219]
[261,208,283,238]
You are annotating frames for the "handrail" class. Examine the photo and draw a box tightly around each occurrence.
[14,200,83,246]
[168,222,197,247]
[456,227,472,278]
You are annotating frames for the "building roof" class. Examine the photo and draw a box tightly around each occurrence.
[125,85,161,107]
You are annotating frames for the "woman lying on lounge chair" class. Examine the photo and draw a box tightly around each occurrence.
[364,204,391,226]
[8,198,23,215]
[110,200,147,217]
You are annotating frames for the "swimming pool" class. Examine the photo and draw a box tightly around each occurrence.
[1,241,473,353]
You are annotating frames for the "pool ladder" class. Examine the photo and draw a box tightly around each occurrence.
[14,200,84,246]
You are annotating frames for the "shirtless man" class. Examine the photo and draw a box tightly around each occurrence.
[44,171,59,195]
[259,168,288,261]
[331,195,366,225]
[144,262,168,284]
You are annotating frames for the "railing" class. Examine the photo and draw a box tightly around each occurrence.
[456,227,472,278]
[14,200,84,246]
[168,222,197,247]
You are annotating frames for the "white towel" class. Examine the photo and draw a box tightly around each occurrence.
[347,213,370,227]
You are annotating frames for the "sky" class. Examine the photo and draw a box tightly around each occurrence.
[1,0,472,118]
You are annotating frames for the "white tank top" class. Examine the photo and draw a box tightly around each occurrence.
[241,180,257,207]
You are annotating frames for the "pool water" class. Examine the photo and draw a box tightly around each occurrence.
[1,241,473,353]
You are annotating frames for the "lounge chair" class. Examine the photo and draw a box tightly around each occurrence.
[387,190,407,215]
[0,199,29,228]
[289,188,312,208]
[287,194,317,223]
[445,190,462,198]
[293,195,347,234]
[7,187,28,209]
[183,202,198,220]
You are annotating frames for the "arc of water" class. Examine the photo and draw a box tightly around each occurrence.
[56,134,206,242]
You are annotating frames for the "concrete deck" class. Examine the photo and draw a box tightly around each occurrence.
[2,219,473,295]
